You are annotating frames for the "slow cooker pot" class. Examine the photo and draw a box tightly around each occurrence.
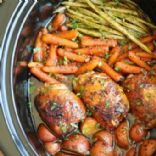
[1,0,156,155]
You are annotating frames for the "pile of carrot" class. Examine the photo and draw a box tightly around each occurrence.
[28,13,156,83]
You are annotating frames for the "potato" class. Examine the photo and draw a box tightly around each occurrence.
[94,130,113,146]
[62,134,90,155]
[115,120,129,149]
[90,141,114,156]
[37,123,57,142]
[129,123,147,142]
[125,147,136,156]
[139,139,156,156]
[44,142,61,155]
[80,117,100,137]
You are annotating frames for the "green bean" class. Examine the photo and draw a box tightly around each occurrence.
[77,8,108,25]
[101,6,139,16]
[67,12,123,36]
[84,0,151,53]
[62,1,89,7]
[104,2,131,9]
[67,8,98,23]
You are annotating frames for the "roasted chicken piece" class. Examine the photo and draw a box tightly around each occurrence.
[35,83,86,136]
[73,72,129,130]
[123,73,156,129]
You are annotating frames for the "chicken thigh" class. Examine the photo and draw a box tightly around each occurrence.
[73,72,129,130]
[35,83,86,136]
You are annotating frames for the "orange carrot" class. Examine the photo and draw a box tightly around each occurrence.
[136,52,153,59]
[81,36,117,47]
[129,52,151,70]
[53,30,78,40]
[74,46,109,57]
[51,13,66,31]
[42,65,78,74]
[141,58,152,62]
[115,62,141,74]
[57,48,89,63]
[108,46,121,65]
[28,62,43,68]
[42,34,78,48]
[30,67,59,84]
[122,35,155,52]
[76,57,100,75]
[117,53,128,61]
[33,31,44,62]
[98,61,124,82]
[46,45,57,66]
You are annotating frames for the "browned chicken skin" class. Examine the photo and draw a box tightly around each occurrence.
[73,72,129,130]
[35,83,86,136]
[123,73,156,129]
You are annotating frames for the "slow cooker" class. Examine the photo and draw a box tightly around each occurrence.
[1,0,156,155]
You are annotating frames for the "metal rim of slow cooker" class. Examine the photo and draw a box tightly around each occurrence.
[0,1,39,155]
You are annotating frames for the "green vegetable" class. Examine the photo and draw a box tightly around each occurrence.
[33,47,40,53]
[115,66,121,71]
[105,101,110,108]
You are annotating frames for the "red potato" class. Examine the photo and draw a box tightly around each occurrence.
[129,123,147,142]
[94,130,113,146]
[139,139,156,156]
[44,142,61,155]
[62,134,90,155]
[125,147,136,156]
[115,120,129,149]
[37,123,57,142]
[90,141,114,156]
[80,117,100,137]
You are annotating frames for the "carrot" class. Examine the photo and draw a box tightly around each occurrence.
[108,46,121,65]
[98,61,124,82]
[115,62,141,74]
[51,13,66,31]
[33,31,44,62]
[118,53,128,61]
[122,35,155,52]
[133,42,155,53]
[129,52,151,70]
[42,65,78,74]
[136,52,153,59]
[57,48,88,63]
[28,62,43,68]
[81,36,117,47]
[140,58,152,62]
[41,28,48,34]
[53,30,78,40]
[46,45,57,66]
[74,46,109,57]
[30,67,59,84]
[42,34,78,48]
[76,57,100,75]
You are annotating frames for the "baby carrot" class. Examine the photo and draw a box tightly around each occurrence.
[42,34,78,48]
[76,57,100,75]
[74,46,109,57]
[42,65,78,74]
[108,46,121,65]
[98,61,124,82]
[129,52,151,70]
[46,45,57,66]
[30,67,59,84]
[52,29,78,40]
[57,48,88,63]
[115,62,141,74]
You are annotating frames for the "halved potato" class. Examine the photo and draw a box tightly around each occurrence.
[115,120,129,149]
[80,117,100,137]
[139,139,156,156]
[129,123,147,142]
[62,134,90,155]
[90,141,114,156]
[44,142,61,155]
[37,123,57,142]
[94,130,113,146]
